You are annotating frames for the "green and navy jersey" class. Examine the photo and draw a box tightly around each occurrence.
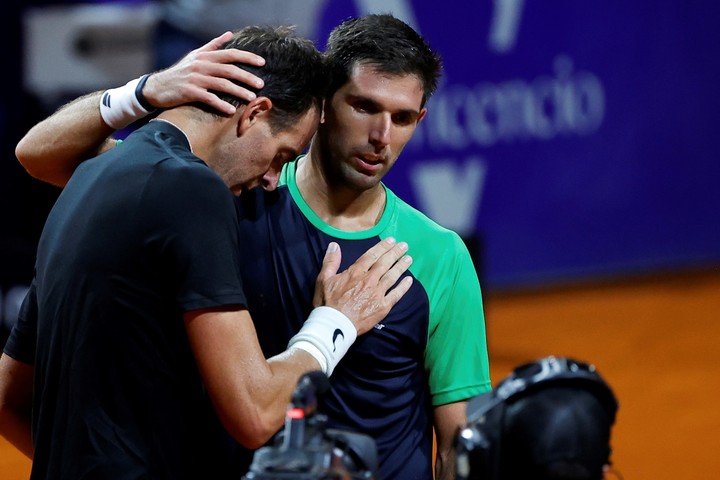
[236,157,491,480]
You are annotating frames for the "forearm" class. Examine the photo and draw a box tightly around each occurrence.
[221,348,321,448]
[15,91,116,187]
[186,308,323,449]
[434,401,468,480]
[435,446,457,480]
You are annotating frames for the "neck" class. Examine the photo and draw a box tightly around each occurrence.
[296,148,386,232]
[156,108,224,163]
[151,117,194,152]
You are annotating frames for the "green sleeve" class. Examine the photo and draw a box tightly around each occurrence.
[386,190,491,406]
[420,231,492,405]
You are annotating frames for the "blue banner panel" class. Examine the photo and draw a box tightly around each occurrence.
[314,0,720,288]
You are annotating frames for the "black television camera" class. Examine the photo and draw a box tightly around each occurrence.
[243,371,378,480]
[454,356,618,480]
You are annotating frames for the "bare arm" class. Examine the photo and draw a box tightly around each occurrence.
[434,401,468,480]
[15,31,265,187]
[0,353,34,458]
[16,91,117,187]
[186,239,413,449]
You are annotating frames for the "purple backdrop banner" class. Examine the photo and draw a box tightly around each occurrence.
[311,0,720,288]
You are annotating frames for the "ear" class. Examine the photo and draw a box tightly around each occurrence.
[417,107,428,124]
[237,97,273,136]
[320,97,327,124]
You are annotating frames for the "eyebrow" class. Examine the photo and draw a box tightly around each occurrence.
[347,93,421,117]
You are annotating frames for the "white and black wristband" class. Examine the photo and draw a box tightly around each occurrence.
[288,306,357,376]
[99,74,156,129]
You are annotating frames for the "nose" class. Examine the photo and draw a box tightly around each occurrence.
[261,169,280,191]
[369,113,391,149]
[261,159,283,191]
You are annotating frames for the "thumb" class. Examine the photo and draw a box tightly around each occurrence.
[313,242,341,307]
[319,242,342,281]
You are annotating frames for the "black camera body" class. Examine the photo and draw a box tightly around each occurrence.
[243,372,377,480]
[244,414,376,480]
[455,356,618,480]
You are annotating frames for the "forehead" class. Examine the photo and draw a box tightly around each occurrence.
[341,62,425,111]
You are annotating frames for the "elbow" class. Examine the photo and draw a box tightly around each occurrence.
[15,137,48,182]
[14,137,36,176]
[15,137,68,187]
[237,432,274,451]
[224,408,282,450]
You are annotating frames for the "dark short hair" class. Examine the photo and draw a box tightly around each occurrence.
[207,25,328,132]
[324,14,442,107]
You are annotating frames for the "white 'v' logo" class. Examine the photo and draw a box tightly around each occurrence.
[352,0,525,55]
[410,157,487,236]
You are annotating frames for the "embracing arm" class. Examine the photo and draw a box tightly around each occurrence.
[0,353,34,458]
[186,240,413,449]
[185,307,318,448]
[15,31,265,187]
[16,91,117,187]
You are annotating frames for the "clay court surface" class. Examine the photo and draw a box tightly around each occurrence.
[2,268,719,479]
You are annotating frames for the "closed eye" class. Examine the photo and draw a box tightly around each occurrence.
[353,99,380,114]
[392,111,416,126]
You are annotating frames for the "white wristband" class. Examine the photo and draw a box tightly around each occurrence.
[99,75,154,129]
[288,306,357,376]
[288,340,328,374]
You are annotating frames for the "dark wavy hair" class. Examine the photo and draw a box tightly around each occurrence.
[323,14,442,107]
[204,25,328,132]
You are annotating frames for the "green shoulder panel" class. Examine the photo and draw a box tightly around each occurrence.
[381,189,492,406]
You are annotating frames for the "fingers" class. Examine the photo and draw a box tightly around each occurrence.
[317,242,342,285]
[376,252,413,293]
[351,237,399,271]
[383,276,414,309]
[338,238,412,290]
[198,31,234,51]
[195,31,266,70]
[313,238,414,335]
[186,59,264,106]
[368,240,409,275]
[196,34,266,67]
[144,36,266,112]
[189,89,240,116]
[193,39,265,103]
[173,49,264,109]
[366,240,413,313]
[313,242,342,307]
